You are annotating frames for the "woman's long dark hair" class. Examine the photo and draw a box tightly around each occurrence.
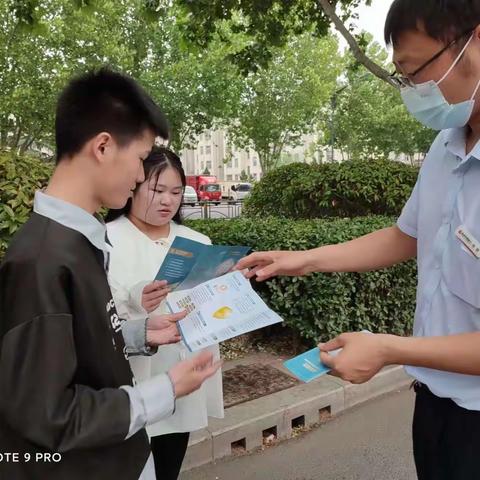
[105,145,186,224]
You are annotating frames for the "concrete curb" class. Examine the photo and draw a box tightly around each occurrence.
[182,365,411,472]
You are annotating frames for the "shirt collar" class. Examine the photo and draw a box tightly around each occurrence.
[34,191,110,254]
[444,127,480,165]
[118,215,178,247]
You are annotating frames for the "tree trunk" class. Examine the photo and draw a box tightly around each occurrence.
[12,126,22,149]
[316,0,398,89]
[0,122,7,148]
[19,136,36,155]
[258,152,270,174]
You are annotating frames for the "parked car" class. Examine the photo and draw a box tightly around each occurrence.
[231,183,252,201]
[182,185,198,206]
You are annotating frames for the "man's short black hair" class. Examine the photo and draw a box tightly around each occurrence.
[55,67,169,163]
[385,0,480,47]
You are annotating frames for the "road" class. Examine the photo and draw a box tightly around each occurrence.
[181,388,417,480]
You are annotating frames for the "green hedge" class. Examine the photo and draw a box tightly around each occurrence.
[0,151,53,257]
[0,151,416,344]
[186,216,416,344]
[244,160,419,219]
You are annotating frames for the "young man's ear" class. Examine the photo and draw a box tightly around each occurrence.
[91,132,113,164]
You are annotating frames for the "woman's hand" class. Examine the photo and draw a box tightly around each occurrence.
[142,280,170,313]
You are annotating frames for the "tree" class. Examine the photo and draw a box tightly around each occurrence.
[228,34,342,173]
[326,38,436,160]
[239,169,254,182]
[138,27,243,151]
[0,0,243,155]
[175,0,396,86]
[0,0,137,154]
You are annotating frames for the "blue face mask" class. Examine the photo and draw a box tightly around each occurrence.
[401,34,480,131]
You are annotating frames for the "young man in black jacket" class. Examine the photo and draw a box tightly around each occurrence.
[0,68,221,480]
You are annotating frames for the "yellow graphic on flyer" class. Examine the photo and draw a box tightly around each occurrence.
[213,306,233,320]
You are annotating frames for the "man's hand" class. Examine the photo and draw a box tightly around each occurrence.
[146,311,187,346]
[234,250,311,282]
[142,280,170,313]
[319,332,391,384]
[168,350,223,398]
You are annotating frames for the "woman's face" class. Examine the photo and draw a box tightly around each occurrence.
[130,165,184,226]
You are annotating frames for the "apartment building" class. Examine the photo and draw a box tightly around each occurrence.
[181,129,321,180]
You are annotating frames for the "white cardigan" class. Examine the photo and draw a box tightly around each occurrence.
[107,216,224,436]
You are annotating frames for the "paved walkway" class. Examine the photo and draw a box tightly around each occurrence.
[181,388,417,480]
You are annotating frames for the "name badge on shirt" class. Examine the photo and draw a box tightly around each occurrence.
[455,225,480,259]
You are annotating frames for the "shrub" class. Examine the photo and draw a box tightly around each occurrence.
[0,151,53,257]
[186,216,416,344]
[244,160,419,219]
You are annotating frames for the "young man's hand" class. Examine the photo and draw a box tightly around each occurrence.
[142,280,170,313]
[146,311,187,346]
[168,350,222,398]
[319,332,392,384]
[234,250,311,282]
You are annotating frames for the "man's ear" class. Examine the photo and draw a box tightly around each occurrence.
[475,24,480,41]
[90,132,113,164]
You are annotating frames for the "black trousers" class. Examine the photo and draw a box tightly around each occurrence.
[150,432,190,480]
[413,382,480,480]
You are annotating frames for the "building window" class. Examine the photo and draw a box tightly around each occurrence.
[235,174,239,181]
[227,174,233,181]
[234,158,239,168]
[206,161,212,169]
[252,157,258,167]
[200,146,204,155]
[205,131,211,141]
[206,145,211,155]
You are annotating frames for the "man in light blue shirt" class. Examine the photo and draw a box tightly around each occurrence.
[237,1,480,478]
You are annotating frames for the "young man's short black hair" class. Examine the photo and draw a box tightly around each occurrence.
[385,0,480,47]
[55,67,169,163]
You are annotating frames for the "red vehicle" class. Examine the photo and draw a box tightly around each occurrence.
[186,175,222,204]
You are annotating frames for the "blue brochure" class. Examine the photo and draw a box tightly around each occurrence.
[284,330,371,382]
[283,348,331,383]
[155,236,251,291]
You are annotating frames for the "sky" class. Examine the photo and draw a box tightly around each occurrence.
[337,0,395,50]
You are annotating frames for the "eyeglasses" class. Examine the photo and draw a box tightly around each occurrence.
[389,28,475,88]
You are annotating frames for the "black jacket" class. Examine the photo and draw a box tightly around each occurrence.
[0,213,150,479]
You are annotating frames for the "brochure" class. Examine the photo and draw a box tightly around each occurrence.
[284,331,372,382]
[166,271,283,352]
[283,348,331,383]
[155,236,251,291]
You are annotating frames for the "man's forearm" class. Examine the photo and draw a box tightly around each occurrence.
[307,226,417,274]
[383,333,480,376]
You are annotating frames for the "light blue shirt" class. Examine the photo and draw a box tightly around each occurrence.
[34,191,175,479]
[398,127,480,410]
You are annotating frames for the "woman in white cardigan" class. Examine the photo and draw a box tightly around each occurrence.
[105,146,223,480]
